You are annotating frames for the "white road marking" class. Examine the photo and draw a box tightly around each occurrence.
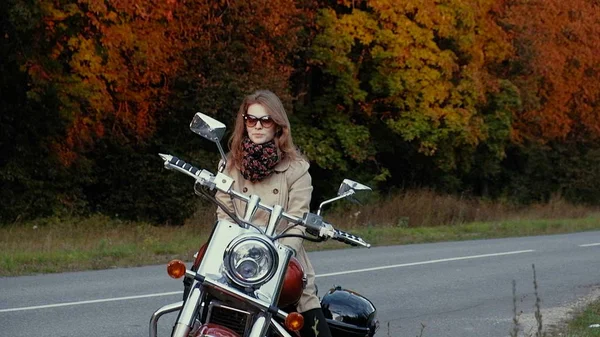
[0,291,182,313]
[579,243,600,247]
[316,249,535,278]
[1,249,534,313]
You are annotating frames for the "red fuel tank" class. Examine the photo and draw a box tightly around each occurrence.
[277,257,305,308]
[192,242,208,271]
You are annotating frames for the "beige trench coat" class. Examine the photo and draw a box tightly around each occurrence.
[215,156,321,313]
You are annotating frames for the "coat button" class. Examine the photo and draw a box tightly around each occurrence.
[273,188,279,194]
[243,187,248,193]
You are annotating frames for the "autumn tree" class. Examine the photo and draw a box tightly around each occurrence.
[502,0,600,143]
[1,0,196,223]
[300,0,518,190]
[1,0,310,223]
[494,0,600,203]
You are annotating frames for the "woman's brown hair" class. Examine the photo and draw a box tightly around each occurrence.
[228,90,299,169]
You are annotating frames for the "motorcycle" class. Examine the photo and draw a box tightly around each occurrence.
[149,112,379,337]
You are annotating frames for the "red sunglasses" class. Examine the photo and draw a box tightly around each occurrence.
[243,114,276,128]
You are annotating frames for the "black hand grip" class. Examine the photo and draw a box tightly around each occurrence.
[333,229,370,247]
[169,156,200,176]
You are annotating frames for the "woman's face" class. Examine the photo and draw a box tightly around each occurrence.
[245,103,277,144]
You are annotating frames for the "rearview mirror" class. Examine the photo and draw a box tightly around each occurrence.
[317,179,372,216]
[189,112,227,172]
[337,179,372,196]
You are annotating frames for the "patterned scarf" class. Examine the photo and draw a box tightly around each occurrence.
[241,137,280,182]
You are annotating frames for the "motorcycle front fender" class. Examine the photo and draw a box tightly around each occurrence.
[193,323,241,337]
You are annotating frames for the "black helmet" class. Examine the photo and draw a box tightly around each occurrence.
[321,286,379,337]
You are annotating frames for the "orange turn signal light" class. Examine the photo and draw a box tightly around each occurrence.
[284,312,304,331]
[167,259,186,279]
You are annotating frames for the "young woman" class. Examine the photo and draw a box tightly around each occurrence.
[215,90,332,337]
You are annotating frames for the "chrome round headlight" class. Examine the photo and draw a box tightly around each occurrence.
[223,235,278,288]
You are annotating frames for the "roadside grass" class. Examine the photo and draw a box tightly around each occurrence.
[1,190,600,276]
[323,189,595,229]
[0,216,211,276]
[304,216,600,251]
[547,300,600,337]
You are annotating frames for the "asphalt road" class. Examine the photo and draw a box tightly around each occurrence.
[2,231,600,337]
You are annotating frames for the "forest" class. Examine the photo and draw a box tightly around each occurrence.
[2,0,600,225]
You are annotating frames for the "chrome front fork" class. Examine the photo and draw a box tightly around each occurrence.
[149,284,203,337]
[149,279,295,337]
[171,287,202,337]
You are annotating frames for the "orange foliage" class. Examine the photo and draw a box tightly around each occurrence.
[177,0,305,109]
[27,0,305,165]
[502,0,600,142]
[28,0,190,164]
[309,0,514,169]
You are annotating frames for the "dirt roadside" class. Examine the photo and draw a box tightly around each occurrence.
[516,286,600,336]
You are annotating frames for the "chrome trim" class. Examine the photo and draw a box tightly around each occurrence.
[223,234,279,288]
[248,313,271,337]
[270,319,294,337]
[265,205,283,237]
[229,190,303,226]
[197,220,246,278]
[243,194,261,223]
[189,113,228,170]
[337,178,372,194]
[196,288,207,326]
[318,179,372,215]
[172,287,203,337]
[159,154,214,182]
[302,272,308,290]
[200,276,289,321]
[266,245,292,306]
[215,172,234,193]
[195,221,294,306]
[189,112,226,143]
[206,300,253,334]
[149,301,183,337]
[317,193,350,216]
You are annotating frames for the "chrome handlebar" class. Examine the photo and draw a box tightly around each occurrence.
[159,153,371,248]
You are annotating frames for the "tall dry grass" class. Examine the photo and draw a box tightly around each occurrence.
[324,189,598,229]
[2,189,599,275]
